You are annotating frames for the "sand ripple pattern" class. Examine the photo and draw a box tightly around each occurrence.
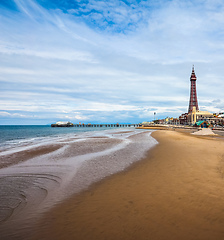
[0,129,157,236]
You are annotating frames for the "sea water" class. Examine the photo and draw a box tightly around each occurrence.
[0,125,117,147]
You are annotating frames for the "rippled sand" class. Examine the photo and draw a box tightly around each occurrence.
[0,129,156,239]
[30,130,224,240]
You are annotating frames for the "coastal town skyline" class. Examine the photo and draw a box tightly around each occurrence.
[0,0,224,125]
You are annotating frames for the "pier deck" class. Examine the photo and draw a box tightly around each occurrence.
[73,124,141,128]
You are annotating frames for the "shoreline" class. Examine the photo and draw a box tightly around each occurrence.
[30,129,224,240]
[0,129,157,239]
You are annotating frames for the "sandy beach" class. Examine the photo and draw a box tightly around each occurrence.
[28,129,224,240]
[0,129,156,239]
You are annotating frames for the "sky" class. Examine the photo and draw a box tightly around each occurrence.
[0,0,224,125]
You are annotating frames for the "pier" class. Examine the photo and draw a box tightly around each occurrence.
[51,122,142,128]
[73,123,141,128]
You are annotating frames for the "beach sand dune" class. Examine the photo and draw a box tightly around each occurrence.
[31,130,224,240]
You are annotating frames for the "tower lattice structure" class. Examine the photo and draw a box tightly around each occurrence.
[188,66,199,113]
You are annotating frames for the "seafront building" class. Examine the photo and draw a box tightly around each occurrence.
[51,121,74,127]
[186,66,214,125]
[187,107,213,125]
[185,66,223,126]
[147,66,224,127]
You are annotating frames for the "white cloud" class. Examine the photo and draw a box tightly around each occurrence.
[0,111,31,118]
[0,0,224,124]
[0,67,35,75]
[0,45,96,62]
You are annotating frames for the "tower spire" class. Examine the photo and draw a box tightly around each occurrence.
[188,65,199,113]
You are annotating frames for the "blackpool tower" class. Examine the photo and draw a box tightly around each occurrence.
[188,65,199,113]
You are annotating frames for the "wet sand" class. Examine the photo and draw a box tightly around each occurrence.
[0,130,157,239]
[0,145,62,169]
[31,130,224,240]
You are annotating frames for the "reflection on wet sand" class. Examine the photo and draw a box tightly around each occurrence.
[0,129,156,239]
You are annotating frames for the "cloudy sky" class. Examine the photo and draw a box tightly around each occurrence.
[0,0,224,124]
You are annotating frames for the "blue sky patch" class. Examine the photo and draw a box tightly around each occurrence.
[0,0,224,124]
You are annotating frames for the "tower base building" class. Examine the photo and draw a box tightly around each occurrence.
[187,107,213,125]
